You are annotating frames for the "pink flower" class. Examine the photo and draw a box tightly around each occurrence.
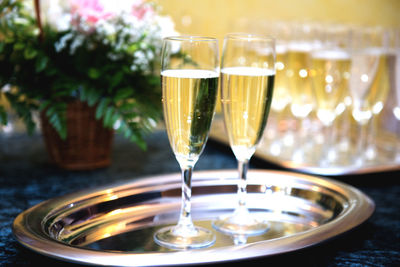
[131,1,154,20]
[69,0,113,25]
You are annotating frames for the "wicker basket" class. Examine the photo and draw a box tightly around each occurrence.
[40,100,114,170]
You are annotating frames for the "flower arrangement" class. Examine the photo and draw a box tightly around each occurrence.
[0,0,177,149]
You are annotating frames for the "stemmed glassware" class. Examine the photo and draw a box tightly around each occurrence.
[230,19,291,157]
[389,28,400,161]
[362,27,391,162]
[349,27,388,166]
[154,36,219,249]
[212,33,275,236]
[286,22,320,163]
[310,25,352,166]
[394,50,400,161]
[261,21,292,157]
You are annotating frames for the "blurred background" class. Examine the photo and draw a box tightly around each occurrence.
[154,0,400,40]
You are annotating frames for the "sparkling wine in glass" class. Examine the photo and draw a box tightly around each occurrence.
[286,22,321,162]
[154,36,219,250]
[349,27,390,166]
[212,33,275,236]
[310,25,352,166]
[387,28,400,161]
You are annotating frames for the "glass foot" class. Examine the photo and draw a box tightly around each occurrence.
[154,225,215,250]
[212,214,270,236]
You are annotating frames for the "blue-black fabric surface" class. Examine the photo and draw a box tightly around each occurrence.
[0,131,399,267]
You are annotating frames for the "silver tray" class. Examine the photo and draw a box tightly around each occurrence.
[13,169,374,266]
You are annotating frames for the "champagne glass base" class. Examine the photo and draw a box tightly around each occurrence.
[212,214,270,236]
[154,225,215,250]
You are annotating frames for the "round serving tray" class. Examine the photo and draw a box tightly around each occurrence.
[13,169,374,266]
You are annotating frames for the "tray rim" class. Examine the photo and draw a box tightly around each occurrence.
[13,169,375,266]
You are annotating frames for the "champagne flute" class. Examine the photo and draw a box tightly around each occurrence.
[388,28,400,161]
[286,22,320,162]
[310,25,352,166]
[154,36,219,249]
[362,27,392,162]
[349,27,387,166]
[260,21,292,156]
[394,51,400,161]
[212,33,275,236]
[234,19,291,156]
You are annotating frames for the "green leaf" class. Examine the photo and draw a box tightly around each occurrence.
[103,106,114,127]
[39,100,51,111]
[35,56,48,72]
[95,98,110,119]
[110,71,124,89]
[13,42,25,50]
[47,110,66,140]
[24,46,37,59]
[129,132,146,150]
[87,88,100,106]
[127,44,139,53]
[114,87,133,102]
[119,102,136,112]
[111,112,120,126]
[88,68,101,79]
[49,113,60,126]
[46,106,56,117]
[80,87,87,102]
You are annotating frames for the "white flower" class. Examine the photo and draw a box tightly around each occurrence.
[97,20,116,36]
[54,32,74,52]
[41,0,72,31]
[154,15,178,38]
[130,64,138,71]
[146,50,154,60]
[69,34,85,54]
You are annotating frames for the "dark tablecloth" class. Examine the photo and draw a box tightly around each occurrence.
[0,131,399,266]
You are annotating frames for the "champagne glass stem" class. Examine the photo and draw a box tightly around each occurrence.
[366,115,377,161]
[237,159,249,209]
[177,167,195,232]
[328,122,338,162]
[155,163,215,250]
[355,121,368,166]
[338,109,351,152]
[292,117,307,163]
[321,124,332,165]
[269,110,286,156]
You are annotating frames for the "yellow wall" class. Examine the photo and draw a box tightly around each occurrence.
[155,0,400,40]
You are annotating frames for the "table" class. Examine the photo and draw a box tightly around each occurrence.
[1,131,399,266]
